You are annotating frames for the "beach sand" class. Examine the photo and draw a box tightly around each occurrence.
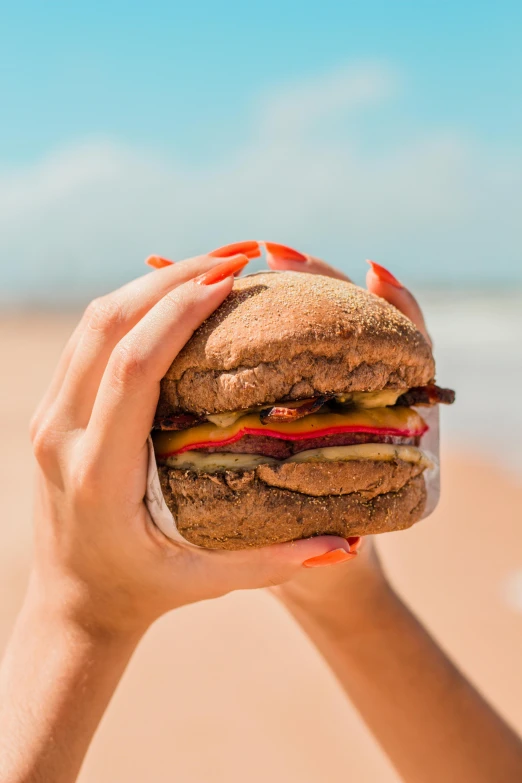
[1,312,521,783]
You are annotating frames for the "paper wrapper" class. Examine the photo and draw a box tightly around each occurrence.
[145,436,198,545]
[145,407,441,545]
[416,404,440,518]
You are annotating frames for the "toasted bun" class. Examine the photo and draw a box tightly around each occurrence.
[158,462,427,549]
[158,272,435,416]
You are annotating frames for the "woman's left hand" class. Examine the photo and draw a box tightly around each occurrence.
[29,248,353,640]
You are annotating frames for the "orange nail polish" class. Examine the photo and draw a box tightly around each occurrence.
[264,242,308,262]
[194,255,249,285]
[146,255,174,269]
[347,536,362,552]
[303,549,356,568]
[366,260,403,289]
[210,241,261,260]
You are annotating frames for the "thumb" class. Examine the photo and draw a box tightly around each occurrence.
[211,535,357,594]
[366,260,432,347]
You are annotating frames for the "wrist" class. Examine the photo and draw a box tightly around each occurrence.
[277,569,398,637]
[24,570,147,649]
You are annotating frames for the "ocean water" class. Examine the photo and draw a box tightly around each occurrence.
[421,290,522,478]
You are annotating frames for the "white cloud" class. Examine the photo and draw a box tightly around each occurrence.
[255,62,398,137]
[1,61,521,304]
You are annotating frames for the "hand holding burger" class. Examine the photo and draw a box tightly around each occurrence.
[0,246,360,782]
[4,242,520,783]
[265,249,522,783]
[26,247,362,638]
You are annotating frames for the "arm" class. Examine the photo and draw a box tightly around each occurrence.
[268,247,522,783]
[0,583,137,783]
[278,546,522,783]
[0,245,350,783]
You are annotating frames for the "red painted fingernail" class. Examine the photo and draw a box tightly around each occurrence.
[303,549,356,568]
[366,260,403,289]
[210,241,261,260]
[194,255,249,285]
[264,242,308,262]
[146,255,174,269]
[347,536,362,552]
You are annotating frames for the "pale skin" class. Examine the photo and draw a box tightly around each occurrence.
[0,243,521,782]
[269,249,522,783]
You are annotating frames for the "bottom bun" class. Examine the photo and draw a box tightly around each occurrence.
[158,461,427,550]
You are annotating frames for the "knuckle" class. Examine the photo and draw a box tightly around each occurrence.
[67,446,105,505]
[69,462,100,506]
[263,570,291,589]
[109,340,148,390]
[163,287,184,308]
[84,295,125,336]
[246,556,293,590]
[31,419,59,470]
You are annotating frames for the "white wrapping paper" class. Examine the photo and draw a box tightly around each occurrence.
[144,436,198,545]
[416,404,440,518]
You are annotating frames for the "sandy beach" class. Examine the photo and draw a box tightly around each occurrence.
[1,311,521,783]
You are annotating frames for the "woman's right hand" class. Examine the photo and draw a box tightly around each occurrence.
[265,244,432,621]
[265,248,522,783]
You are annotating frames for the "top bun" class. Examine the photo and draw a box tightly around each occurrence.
[159,272,435,416]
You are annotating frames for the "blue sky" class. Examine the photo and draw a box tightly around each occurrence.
[1,1,521,302]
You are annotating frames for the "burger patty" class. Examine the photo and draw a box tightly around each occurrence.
[194,431,420,460]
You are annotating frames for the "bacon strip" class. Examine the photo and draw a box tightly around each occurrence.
[396,384,456,407]
[154,383,454,433]
[259,395,333,424]
[153,413,204,431]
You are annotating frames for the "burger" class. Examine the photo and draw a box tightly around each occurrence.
[152,272,454,550]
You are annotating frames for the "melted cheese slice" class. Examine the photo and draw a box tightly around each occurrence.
[335,390,406,408]
[288,443,433,468]
[153,407,427,457]
[204,390,407,427]
[164,452,280,471]
[163,444,433,473]
[206,411,248,428]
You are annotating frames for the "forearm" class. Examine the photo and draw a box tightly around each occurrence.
[0,578,139,783]
[282,584,522,783]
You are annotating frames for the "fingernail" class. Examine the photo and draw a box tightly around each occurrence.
[210,241,261,260]
[194,255,249,285]
[146,255,174,269]
[347,536,362,552]
[264,242,308,262]
[303,548,356,568]
[366,260,403,289]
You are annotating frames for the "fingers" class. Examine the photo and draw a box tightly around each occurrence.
[366,260,432,346]
[265,241,352,282]
[83,256,248,473]
[208,240,262,260]
[54,253,242,430]
[263,245,430,345]
[207,535,357,594]
[146,240,262,269]
[29,320,84,440]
